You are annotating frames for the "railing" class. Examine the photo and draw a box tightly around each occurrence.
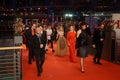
[0,46,22,80]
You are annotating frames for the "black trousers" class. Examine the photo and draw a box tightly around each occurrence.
[35,52,45,74]
[26,41,34,64]
[94,45,103,63]
[47,39,53,49]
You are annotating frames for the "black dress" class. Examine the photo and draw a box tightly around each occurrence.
[76,30,89,58]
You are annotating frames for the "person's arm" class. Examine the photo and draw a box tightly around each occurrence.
[92,29,98,48]
[56,30,59,39]
[77,29,81,38]
[41,31,47,49]
[66,32,70,46]
[25,29,30,40]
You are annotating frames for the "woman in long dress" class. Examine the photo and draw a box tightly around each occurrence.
[66,25,77,62]
[54,26,68,57]
[76,22,89,73]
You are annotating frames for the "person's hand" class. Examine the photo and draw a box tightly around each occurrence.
[67,43,70,47]
[100,38,104,42]
[40,44,44,48]
[92,44,96,48]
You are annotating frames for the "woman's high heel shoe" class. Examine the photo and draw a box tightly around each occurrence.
[81,70,85,73]
[81,68,85,73]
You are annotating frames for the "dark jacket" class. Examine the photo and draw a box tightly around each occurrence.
[32,31,47,54]
[85,27,92,37]
[76,30,89,48]
[25,29,35,47]
[92,28,105,46]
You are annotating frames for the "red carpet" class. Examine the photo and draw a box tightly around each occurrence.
[22,49,120,80]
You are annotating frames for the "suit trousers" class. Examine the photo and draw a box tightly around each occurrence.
[94,44,103,63]
[35,52,45,74]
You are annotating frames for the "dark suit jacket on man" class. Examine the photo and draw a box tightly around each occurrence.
[25,29,34,47]
[32,31,47,56]
[92,28,105,47]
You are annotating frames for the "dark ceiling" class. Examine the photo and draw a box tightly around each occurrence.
[0,0,120,12]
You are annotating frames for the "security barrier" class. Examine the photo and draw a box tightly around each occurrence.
[0,46,22,80]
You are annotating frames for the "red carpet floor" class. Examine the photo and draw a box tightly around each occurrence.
[22,49,120,80]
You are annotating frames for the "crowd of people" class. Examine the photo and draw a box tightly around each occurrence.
[20,20,106,76]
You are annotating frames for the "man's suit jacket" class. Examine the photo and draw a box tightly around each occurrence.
[32,31,47,55]
[92,28,105,46]
[25,29,35,47]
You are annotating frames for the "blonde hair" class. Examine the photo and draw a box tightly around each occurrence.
[58,26,64,31]
[69,25,75,31]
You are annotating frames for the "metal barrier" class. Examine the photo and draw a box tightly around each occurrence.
[0,46,22,80]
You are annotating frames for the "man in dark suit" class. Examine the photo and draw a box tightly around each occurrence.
[25,23,36,64]
[92,23,105,65]
[32,25,47,76]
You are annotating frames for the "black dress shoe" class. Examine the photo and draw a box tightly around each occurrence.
[97,62,102,65]
[37,73,41,76]
[93,58,97,64]
[52,50,55,53]
[32,58,35,61]
[28,62,32,64]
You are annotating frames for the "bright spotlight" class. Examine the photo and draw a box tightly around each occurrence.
[65,13,73,17]
[65,14,69,17]
[69,14,73,17]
